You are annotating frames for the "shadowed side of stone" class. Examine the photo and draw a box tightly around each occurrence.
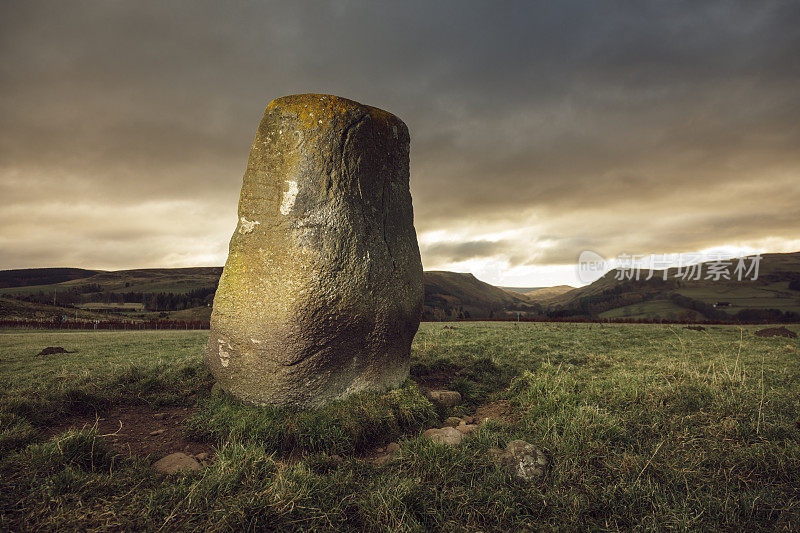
[205,94,423,408]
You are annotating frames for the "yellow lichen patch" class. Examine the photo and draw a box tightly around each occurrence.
[265,93,405,135]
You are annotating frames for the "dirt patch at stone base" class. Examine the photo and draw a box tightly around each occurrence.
[46,404,213,459]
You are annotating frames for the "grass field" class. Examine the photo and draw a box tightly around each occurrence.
[676,282,800,315]
[1,323,798,531]
[76,302,146,311]
[598,298,700,320]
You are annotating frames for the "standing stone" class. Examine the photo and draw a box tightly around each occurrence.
[205,94,423,408]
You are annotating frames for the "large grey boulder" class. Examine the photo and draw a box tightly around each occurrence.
[205,94,423,408]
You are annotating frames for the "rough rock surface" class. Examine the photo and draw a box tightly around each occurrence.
[489,440,547,481]
[372,442,402,466]
[456,423,478,435]
[423,427,464,446]
[206,94,423,407]
[152,452,202,474]
[427,390,462,408]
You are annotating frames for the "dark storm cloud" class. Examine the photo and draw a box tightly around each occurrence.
[1,0,799,277]
[421,240,513,264]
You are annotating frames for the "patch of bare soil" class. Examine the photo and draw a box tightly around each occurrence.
[755,326,797,338]
[474,400,519,424]
[36,346,76,356]
[412,371,459,390]
[46,404,214,460]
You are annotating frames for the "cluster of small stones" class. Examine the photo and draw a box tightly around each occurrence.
[418,389,547,482]
[149,411,213,474]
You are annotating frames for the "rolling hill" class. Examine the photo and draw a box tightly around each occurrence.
[0,267,223,296]
[544,252,800,321]
[2,251,799,323]
[0,268,99,289]
[521,285,575,301]
[0,267,539,322]
[422,271,540,320]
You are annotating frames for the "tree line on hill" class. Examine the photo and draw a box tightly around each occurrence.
[9,285,217,312]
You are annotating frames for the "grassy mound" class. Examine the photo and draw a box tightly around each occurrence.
[186,381,437,455]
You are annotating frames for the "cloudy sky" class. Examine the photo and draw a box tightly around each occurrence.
[2,1,799,286]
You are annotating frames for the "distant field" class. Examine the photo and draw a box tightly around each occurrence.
[76,302,146,311]
[676,282,800,314]
[1,323,798,530]
[598,298,705,320]
[167,305,212,321]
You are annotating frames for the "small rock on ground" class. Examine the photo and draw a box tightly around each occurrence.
[373,442,402,466]
[489,440,547,482]
[427,390,461,408]
[153,452,201,474]
[456,424,477,435]
[149,429,165,436]
[443,416,462,427]
[423,427,463,446]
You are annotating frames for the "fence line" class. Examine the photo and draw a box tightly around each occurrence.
[0,319,209,330]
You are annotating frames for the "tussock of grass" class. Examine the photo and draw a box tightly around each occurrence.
[186,381,437,455]
[0,361,212,428]
[0,413,37,456]
[23,429,117,473]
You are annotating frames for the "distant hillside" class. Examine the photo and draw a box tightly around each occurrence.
[0,267,540,322]
[545,252,800,322]
[522,285,575,301]
[423,271,540,320]
[3,252,798,323]
[500,287,541,294]
[0,268,100,289]
[0,267,223,296]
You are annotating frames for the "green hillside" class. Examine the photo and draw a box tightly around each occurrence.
[423,271,540,320]
[547,252,800,321]
[0,267,539,322]
[3,252,799,323]
[0,268,100,289]
[1,267,222,296]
